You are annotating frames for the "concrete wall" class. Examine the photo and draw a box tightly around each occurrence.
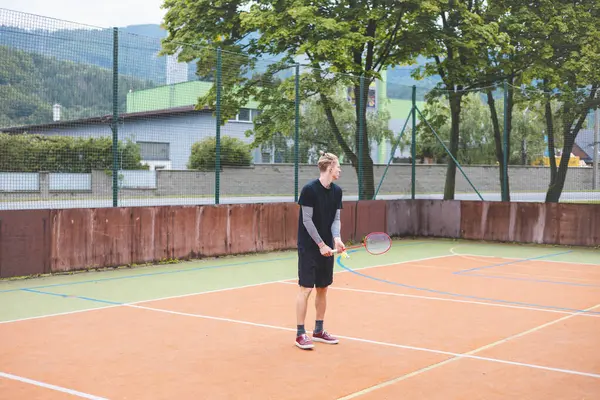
[0,164,594,201]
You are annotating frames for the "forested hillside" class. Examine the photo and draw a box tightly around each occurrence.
[0,45,156,128]
[0,24,198,83]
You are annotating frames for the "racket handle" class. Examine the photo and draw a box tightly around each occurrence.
[333,244,360,253]
[332,249,350,258]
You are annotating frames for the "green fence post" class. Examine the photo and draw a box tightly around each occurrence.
[215,47,222,205]
[358,75,365,201]
[112,27,119,207]
[411,85,416,200]
[502,80,509,201]
[294,63,300,202]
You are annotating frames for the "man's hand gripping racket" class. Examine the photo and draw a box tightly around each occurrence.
[333,232,392,258]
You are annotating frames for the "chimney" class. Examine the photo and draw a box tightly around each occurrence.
[53,103,61,122]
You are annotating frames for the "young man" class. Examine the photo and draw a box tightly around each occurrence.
[295,151,345,350]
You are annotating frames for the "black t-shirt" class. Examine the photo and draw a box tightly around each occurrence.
[297,179,343,252]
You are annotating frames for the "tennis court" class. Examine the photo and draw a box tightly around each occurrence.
[1,238,599,399]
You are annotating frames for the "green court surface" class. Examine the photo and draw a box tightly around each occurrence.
[1,238,598,323]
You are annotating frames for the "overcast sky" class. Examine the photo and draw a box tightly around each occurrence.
[0,0,167,28]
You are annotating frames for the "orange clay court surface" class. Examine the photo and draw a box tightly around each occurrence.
[1,238,599,399]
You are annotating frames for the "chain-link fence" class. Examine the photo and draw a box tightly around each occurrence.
[409,82,600,203]
[1,8,599,210]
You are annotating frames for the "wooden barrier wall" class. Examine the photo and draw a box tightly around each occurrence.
[458,201,600,246]
[0,200,598,278]
[385,199,600,246]
[0,210,51,278]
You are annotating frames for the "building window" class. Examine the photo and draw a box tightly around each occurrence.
[238,108,251,121]
[137,141,170,161]
[261,152,271,163]
[229,108,260,123]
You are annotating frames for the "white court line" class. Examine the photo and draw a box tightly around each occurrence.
[449,248,600,282]
[127,303,600,380]
[277,282,600,318]
[468,270,600,284]
[0,280,285,325]
[0,305,121,325]
[350,261,600,282]
[416,261,600,282]
[337,301,600,399]
[409,260,600,284]
[449,247,599,266]
[0,254,454,325]
[0,371,108,400]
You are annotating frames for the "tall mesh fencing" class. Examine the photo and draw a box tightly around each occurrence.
[216,50,299,203]
[297,69,363,200]
[394,82,599,203]
[115,34,218,206]
[376,79,418,200]
[413,84,505,202]
[0,9,117,209]
[1,8,599,210]
[509,84,600,203]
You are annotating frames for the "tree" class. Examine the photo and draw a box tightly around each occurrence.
[416,92,547,166]
[476,0,544,201]
[416,0,599,202]
[417,94,495,165]
[524,0,600,202]
[414,0,511,199]
[247,89,394,165]
[160,0,434,199]
[509,99,552,166]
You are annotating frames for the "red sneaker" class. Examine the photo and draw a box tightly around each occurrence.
[295,333,314,350]
[312,330,339,344]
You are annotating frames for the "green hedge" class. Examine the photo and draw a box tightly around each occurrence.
[0,133,145,172]
[188,136,252,170]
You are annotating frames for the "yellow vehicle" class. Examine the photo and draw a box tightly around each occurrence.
[532,154,585,167]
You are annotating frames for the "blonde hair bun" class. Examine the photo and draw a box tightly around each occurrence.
[317,151,339,172]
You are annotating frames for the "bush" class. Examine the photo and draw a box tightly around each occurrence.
[0,133,145,172]
[188,136,252,170]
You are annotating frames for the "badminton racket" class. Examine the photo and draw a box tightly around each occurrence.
[332,232,392,258]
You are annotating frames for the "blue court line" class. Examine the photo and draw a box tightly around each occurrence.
[7,241,429,304]
[22,288,122,305]
[462,272,600,288]
[20,255,599,317]
[453,250,574,274]
[0,240,430,295]
[0,255,297,294]
[336,256,600,316]
[14,246,599,317]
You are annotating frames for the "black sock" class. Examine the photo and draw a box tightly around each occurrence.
[297,325,306,336]
[315,320,324,334]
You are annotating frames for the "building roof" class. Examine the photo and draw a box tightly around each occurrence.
[575,128,599,161]
[1,105,212,134]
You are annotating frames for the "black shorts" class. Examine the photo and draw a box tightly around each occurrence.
[297,248,334,288]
